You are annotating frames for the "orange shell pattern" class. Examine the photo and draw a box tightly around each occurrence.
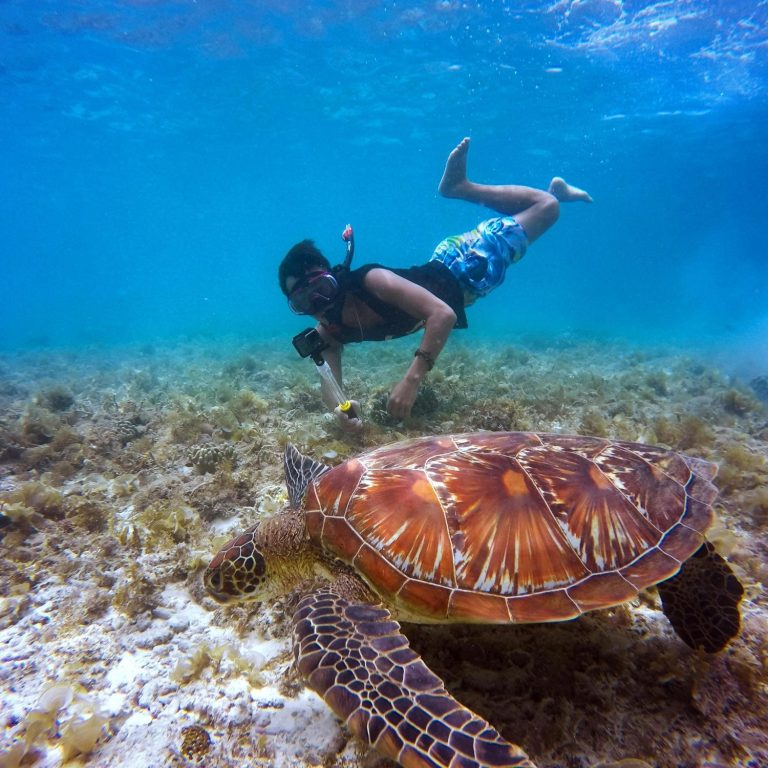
[303,432,718,624]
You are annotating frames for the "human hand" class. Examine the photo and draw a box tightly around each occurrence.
[387,378,419,421]
[333,400,363,433]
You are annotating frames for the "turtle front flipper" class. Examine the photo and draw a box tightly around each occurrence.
[293,590,536,768]
[656,542,744,653]
[284,444,330,509]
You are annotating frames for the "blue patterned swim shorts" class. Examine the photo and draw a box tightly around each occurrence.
[429,216,528,298]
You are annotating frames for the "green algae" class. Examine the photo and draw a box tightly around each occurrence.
[721,387,763,417]
[461,396,531,432]
[36,386,75,413]
[579,408,610,437]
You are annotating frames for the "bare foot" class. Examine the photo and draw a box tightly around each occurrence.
[548,177,593,203]
[438,137,472,198]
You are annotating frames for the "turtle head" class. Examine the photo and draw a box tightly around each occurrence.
[203,523,269,603]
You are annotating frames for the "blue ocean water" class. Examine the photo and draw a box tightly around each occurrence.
[2,1,766,369]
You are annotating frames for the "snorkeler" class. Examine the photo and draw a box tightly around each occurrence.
[279,137,592,432]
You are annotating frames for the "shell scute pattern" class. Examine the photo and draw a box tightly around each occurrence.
[658,525,705,564]
[307,432,717,623]
[432,448,589,596]
[363,434,457,470]
[347,468,454,586]
[619,546,682,589]
[679,498,714,533]
[591,445,687,528]
[353,545,406,596]
[506,589,581,623]
[519,447,663,572]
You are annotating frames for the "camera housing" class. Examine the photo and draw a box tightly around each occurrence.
[292,328,329,364]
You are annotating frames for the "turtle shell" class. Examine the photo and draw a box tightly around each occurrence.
[303,432,718,624]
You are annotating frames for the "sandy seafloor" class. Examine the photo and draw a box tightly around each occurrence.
[1,336,766,768]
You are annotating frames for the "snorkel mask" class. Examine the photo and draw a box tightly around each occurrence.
[286,225,355,316]
[287,271,340,315]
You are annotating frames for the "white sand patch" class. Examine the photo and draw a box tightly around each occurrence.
[0,573,343,767]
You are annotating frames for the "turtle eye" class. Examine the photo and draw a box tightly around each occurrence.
[203,566,229,601]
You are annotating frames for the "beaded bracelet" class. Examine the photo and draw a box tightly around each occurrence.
[414,349,435,371]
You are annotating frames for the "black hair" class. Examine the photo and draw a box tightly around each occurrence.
[278,240,331,295]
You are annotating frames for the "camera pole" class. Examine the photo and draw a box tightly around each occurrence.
[292,328,358,420]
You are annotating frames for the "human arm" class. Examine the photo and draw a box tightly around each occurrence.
[363,268,457,420]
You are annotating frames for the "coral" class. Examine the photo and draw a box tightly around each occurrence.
[108,399,149,444]
[188,443,236,474]
[1,338,766,768]
[170,645,215,683]
[114,416,145,444]
[180,725,212,761]
[368,392,397,426]
[282,381,324,412]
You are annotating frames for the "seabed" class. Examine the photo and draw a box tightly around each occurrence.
[0,336,766,768]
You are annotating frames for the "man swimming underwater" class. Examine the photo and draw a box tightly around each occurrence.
[279,137,592,432]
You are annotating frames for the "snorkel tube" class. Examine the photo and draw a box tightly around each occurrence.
[340,223,354,270]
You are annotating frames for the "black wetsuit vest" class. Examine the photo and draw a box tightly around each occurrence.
[320,262,468,344]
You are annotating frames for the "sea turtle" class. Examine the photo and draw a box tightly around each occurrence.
[204,431,744,768]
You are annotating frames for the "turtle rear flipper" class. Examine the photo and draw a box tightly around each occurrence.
[657,542,744,653]
[293,590,536,768]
